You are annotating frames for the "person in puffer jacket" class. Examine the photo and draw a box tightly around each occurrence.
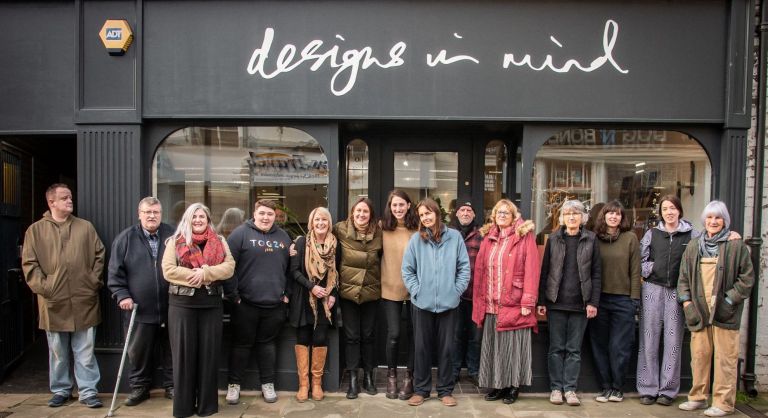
[401,198,470,407]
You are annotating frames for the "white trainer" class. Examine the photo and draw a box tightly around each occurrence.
[226,383,240,405]
[564,391,581,406]
[549,389,563,405]
[262,383,278,403]
[703,406,733,417]
[679,400,708,411]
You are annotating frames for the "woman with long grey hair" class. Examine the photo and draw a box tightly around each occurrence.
[677,201,753,417]
[162,203,235,418]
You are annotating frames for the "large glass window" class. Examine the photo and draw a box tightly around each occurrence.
[153,126,328,239]
[395,151,457,222]
[483,140,508,221]
[532,129,711,242]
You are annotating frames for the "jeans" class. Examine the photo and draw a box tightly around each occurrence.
[340,299,378,371]
[589,294,636,391]
[228,302,285,385]
[547,309,587,392]
[46,326,100,399]
[452,298,481,379]
[381,299,414,369]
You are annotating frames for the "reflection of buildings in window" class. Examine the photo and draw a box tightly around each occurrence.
[346,139,369,211]
[153,126,328,239]
[532,129,711,241]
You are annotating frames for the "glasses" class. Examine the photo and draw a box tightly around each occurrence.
[141,210,161,216]
[496,211,512,217]
[562,212,581,217]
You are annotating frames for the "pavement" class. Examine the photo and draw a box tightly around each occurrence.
[1,388,766,418]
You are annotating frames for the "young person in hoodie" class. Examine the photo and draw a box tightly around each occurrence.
[449,198,483,386]
[472,199,540,405]
[401,198,470,407]
[637,195,739,407]
[589,200,641,404]
[224,199,292,405]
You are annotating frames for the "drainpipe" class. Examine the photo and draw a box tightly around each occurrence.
[742,0,767,398]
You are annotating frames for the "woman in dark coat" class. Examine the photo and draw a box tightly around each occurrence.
[289,207,338,402]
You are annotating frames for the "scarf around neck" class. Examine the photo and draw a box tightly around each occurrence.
[175,226,225,269]
[305,231,338,326]
[699,228,730,258]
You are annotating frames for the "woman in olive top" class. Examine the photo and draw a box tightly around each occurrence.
[589,200,641,403]
[334,197,383,399]
[380,190,419,400]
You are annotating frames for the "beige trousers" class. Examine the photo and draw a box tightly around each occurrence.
[688,325,739,412]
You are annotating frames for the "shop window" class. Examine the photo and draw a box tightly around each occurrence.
[532,129,711,243]
[153,126,329,239]
[483,140,508,221]
[346,139,369,211]
[395,151,458,222]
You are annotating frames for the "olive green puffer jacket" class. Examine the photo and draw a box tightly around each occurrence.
[334,219,382,304]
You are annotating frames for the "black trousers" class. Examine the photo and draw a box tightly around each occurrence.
[227,302,285,385]
[296,324,329,347]
[340,298,378,371]
[124,320,173,389]
[381,299,414,369]
[168,300,222,418]
[412,305,458,398]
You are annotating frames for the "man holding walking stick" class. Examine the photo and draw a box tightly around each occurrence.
[22,183,106,408]
[108,197,175,406]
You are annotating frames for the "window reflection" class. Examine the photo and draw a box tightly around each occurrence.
[153,126,329,239]
[395,151,457,222]
[346,139,369,212]
[483,140,508,222]
[532,129,711,243]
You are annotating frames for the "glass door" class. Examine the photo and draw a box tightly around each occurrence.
[381,137,472,222]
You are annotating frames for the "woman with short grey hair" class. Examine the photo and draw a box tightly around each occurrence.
[537,200,601,406]
[677,201,753,417]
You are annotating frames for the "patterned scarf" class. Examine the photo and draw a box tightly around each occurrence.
[699,227,730,258]
[305,230,338,326]
[175,226,226,269]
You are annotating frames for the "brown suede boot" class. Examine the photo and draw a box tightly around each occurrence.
[295,345,310,402]
[386,368,398,399]
[398,369,414,400]
[311,346,328,401]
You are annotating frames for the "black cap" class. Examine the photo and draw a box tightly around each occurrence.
[455,197,473,211]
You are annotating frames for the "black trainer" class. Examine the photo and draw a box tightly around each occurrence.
[595,388,611,403]
[48,394,69,407]
[125,387,150,406]
[608,389,624,402]
[656,394,674,406]
[639,395,657,405]
[80,395,103,408]
[484,387,509,401]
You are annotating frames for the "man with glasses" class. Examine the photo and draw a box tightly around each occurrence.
[108,197,175,405]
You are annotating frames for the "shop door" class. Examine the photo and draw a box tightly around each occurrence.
[380,137,473,214]
[0,145,35,383]
[377,136,473,367]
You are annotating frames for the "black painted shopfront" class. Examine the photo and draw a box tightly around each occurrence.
[0,0,753,393]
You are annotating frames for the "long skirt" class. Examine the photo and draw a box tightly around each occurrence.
[478,313,532,389]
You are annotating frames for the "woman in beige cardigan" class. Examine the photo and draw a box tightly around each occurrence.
[162,203,235,418]
[380,189,419,400]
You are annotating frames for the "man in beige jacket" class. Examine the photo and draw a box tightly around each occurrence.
[22,183,106,408]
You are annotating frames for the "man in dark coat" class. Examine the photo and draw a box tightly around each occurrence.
[108,197,175,406]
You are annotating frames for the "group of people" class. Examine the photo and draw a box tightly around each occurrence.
[20,183,753,418]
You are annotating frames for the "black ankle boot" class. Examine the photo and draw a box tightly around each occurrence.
[503,386,519,404]
[346,370,359,399]
[363,369,377,395]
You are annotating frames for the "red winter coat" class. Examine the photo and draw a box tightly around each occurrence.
[472,218,540,332]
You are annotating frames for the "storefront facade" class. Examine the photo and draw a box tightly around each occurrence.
[0,0,757,392]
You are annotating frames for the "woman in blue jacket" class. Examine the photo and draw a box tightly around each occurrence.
[401,198,470,407]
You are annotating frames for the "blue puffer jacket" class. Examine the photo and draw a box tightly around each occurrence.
[401,225,470,313]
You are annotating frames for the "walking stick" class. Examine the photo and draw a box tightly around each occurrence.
[107,303,138,417]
